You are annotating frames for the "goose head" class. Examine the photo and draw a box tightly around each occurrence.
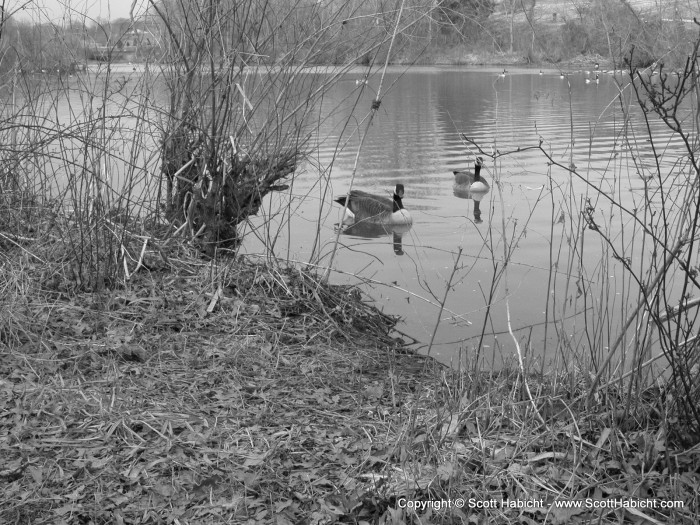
[393,184,405,212]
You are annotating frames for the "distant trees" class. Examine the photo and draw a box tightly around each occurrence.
[435,0,495,41]
[0,0,695,72]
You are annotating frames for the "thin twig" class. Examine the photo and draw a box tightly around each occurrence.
[427,247,462,357]
[321,0,407,284]
[586,237,686,405]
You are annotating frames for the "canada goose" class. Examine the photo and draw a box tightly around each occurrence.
[498,69,507,78]
[585,63,599,75]
[453,157,490,194]
[539,70,544,75]
[335,184,412,226]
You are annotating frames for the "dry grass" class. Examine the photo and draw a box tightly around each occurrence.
[1,232,699,523]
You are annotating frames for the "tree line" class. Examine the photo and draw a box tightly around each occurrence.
[0,0,696,75]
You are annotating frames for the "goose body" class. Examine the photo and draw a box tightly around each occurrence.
[335,184,412,227]
[453,157,490,194]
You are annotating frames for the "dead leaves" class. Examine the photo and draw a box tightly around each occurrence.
[1,261,699,524]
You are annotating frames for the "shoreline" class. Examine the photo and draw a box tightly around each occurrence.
[90,53,615,75]
[0,242,696,523]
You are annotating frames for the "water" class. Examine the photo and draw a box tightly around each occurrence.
[242,66,694,367]
[13,65,693,368]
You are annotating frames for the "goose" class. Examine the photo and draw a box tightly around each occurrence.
[585,73,600,85]
[453,157,490,195]
[335,184,412,226]
[539,70,544,75]
[498,69,507,78]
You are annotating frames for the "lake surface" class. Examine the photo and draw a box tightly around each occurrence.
[15,65,692,369]
[243,66,693,367]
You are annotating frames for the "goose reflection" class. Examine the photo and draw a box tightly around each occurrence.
[339,220,412,256]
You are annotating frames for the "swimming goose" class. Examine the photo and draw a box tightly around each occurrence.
[335,184,412,226]
[453,157,490,194]
[498,69,507,78]
[585,73,600,85]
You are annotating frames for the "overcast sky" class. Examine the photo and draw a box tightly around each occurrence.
[13,0,151,23]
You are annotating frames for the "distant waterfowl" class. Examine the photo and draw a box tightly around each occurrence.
[335,184,412,226]
[539,70,544,75]
[498,69,507,78]
[355,78,368,85]
[585,73,600,85]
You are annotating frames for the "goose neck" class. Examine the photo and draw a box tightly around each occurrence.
[393,194,404,212]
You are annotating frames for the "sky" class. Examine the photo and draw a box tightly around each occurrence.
[12,0,151,23]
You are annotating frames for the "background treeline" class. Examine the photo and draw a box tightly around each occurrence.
[0,0,697,75]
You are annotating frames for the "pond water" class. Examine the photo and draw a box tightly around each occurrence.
[242,66,693,367]
[13,64,693,368]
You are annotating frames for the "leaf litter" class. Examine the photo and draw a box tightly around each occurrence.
[1,252,699,524]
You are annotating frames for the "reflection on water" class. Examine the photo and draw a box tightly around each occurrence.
[339,221,412,256]
[452,187,487,224]
[239,66,692,367]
